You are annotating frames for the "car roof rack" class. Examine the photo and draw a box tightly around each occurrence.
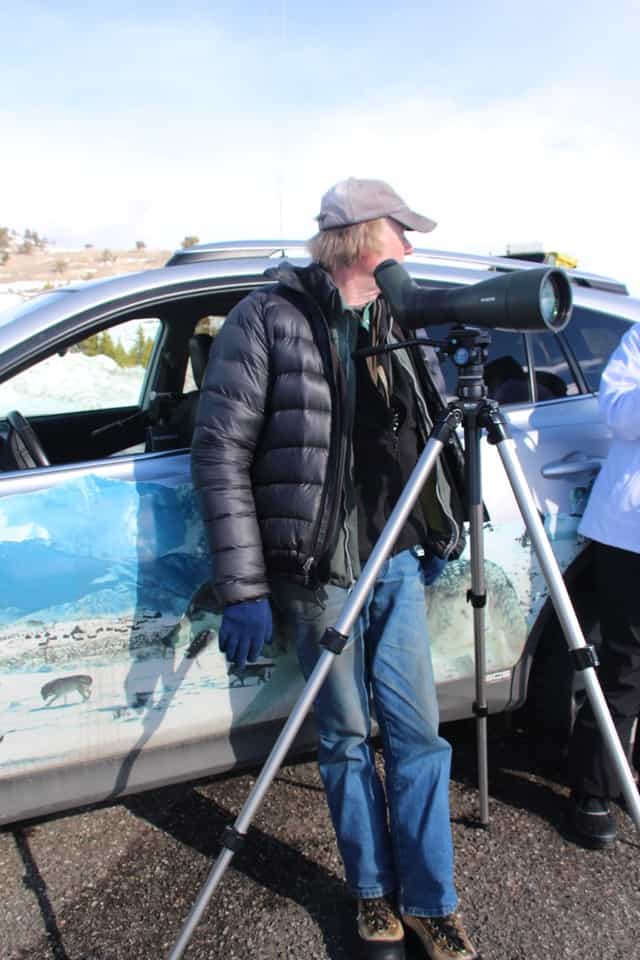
[165,241,304,266]
[165,240,629,296]
[407,247,629,294]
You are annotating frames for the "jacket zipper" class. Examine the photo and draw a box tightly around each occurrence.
[301,302,346,585]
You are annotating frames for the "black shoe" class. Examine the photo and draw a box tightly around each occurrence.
[357,896,406,959]
[569,792,617,849]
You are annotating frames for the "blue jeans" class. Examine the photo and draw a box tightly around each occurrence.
[271,548,457,917]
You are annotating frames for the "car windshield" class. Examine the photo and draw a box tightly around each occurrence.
[0,290,71,329]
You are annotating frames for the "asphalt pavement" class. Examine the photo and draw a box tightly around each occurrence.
[1,718,639,960]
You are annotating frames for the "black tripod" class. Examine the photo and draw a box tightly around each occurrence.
[168,325,640,959]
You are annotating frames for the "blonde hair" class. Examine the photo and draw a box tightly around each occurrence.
[307,218,387,274]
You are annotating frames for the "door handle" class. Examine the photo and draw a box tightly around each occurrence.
[541,452,605,479]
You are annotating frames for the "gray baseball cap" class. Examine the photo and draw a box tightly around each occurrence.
[316,177,437,233]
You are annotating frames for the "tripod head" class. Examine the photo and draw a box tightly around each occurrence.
[441,325,492,401]
[354,323,495,404]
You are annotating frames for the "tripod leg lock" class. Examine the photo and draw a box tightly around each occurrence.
[466,588,487,608]
[569,645,600,671]
[321,627,350,654]
[479,402,510,445]
[221,826,246,853]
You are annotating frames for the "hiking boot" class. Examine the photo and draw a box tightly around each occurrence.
[570,792,617,849]
[402,912,478,960]
[357,896,405,959]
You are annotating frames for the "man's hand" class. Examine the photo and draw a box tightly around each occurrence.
[218,598,273,671]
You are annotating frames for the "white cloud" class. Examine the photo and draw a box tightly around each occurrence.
[276,87,640,294]
[3,81,639,293]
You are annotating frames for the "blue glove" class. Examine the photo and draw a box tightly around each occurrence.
[219,598,272,671]
[421,553,447,587]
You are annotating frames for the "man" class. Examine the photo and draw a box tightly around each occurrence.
[567,322,640,849]
[192,178,478,960]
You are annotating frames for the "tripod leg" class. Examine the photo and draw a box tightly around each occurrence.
[464,412,490,826]
[493,431,640,831]
[167,425,456,958]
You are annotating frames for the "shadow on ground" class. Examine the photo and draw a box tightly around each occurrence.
[123,785,355,960]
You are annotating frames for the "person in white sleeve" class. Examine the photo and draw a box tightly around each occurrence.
[567,322,640,848]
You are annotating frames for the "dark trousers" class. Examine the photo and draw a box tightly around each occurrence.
[568,541,640,798]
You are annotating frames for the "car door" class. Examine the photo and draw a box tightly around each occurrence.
[430,306,632,718]
[0,285,307,826]
[509,306,633,625]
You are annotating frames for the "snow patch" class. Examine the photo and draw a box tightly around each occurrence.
[0,351,145,415]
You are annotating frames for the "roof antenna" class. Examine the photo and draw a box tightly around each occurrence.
[277,0,287,237]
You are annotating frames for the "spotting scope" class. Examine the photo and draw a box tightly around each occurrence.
[374,259,573,333]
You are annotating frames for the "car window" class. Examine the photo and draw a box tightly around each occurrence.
[0,317,161,417]
[483,330,530,404]
[528,331,578,400]
[562,305,632,392]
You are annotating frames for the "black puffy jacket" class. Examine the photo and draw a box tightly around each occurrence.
[191,262,466,608]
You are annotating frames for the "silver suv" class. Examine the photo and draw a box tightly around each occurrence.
[0,241,637,826]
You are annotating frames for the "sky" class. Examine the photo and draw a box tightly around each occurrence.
[3,0,640,293]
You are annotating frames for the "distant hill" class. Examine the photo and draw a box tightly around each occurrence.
[0,230,171,286]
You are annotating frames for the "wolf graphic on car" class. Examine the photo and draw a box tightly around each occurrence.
[40,674,93,706]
